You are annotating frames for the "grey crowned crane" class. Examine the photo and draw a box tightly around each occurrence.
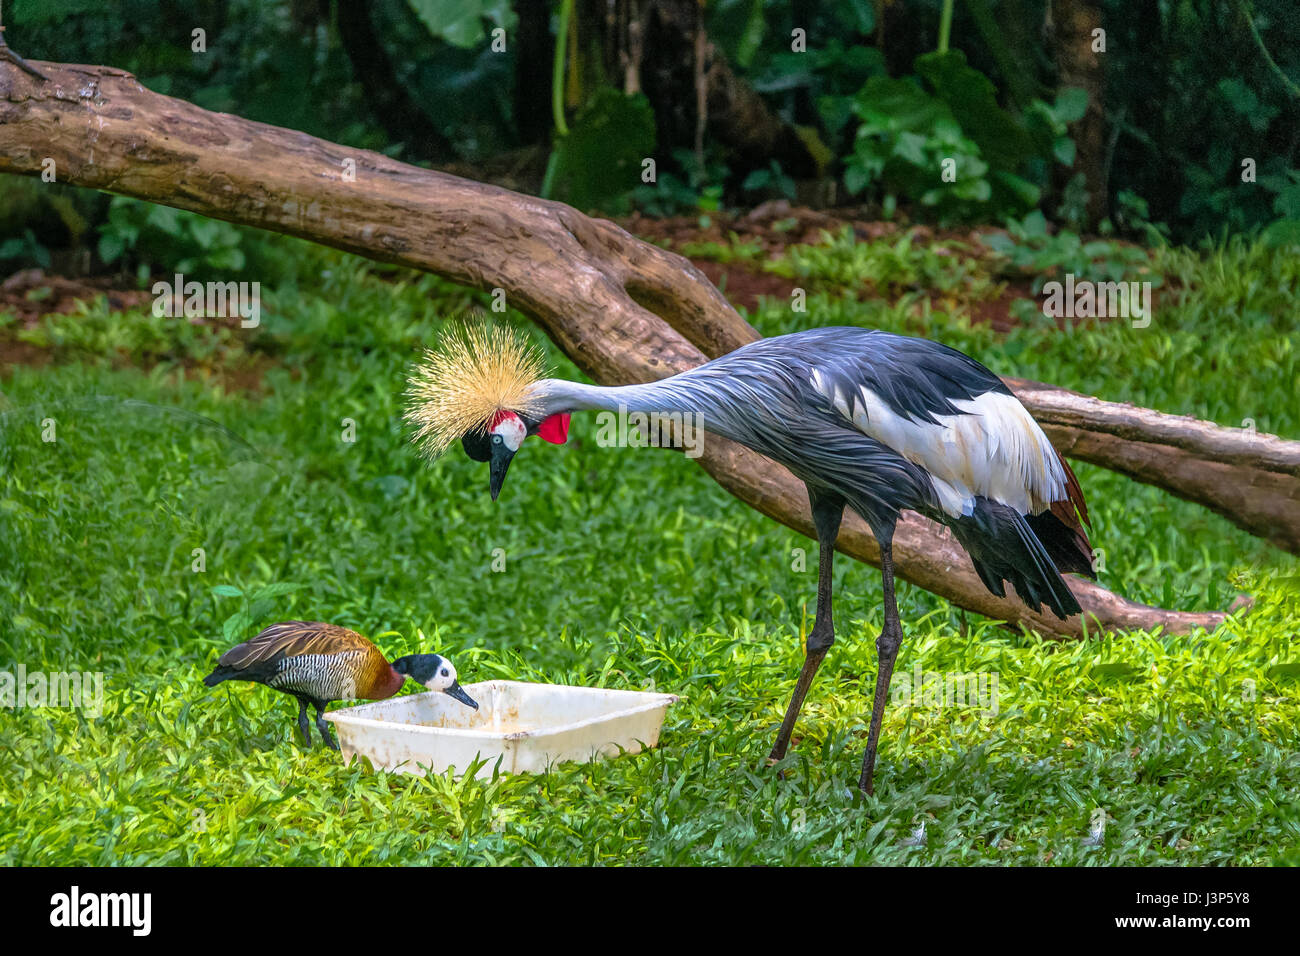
[406,324,1093,793]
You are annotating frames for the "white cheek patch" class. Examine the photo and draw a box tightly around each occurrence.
[493,416,526,452]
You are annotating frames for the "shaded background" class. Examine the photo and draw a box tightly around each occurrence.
[4,0,1300,279]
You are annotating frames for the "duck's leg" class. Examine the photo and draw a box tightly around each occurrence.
[313,700,338,750]
[769,487,844,763]
[294,697,312,746]
[860,534,904,795]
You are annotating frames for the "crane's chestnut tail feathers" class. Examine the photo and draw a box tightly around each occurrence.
[1025,509,1096,578]
[951,498,1084,619]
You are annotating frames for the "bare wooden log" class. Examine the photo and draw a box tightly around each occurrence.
[1008,379,1300,553]
[1004,378,1300,476]
[0,58,1255,635]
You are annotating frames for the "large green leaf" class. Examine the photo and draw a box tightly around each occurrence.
[853,76,954,134]
[405,0,516,49]
[548,89,656,213]
[1054,87,1090,125]
[915,50,1037,171]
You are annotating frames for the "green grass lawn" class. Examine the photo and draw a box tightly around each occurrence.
[1,232,1297,865]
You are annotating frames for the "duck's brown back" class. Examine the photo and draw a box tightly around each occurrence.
[219,621,400,701]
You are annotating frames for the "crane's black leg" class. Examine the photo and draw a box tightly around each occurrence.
[769,487,844,764]
[313,700,338,750]
[860,536,904,795]
[294,697,312,746]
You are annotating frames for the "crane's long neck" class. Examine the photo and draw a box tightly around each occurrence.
[531,375,746,445]
[532,378,672,414]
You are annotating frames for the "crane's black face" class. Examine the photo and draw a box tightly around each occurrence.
[461,411,527,501]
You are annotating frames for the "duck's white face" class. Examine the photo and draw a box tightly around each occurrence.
[428,657,480,710]
[422,658,458,692]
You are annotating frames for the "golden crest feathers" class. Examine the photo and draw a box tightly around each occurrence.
[403,321,546,459]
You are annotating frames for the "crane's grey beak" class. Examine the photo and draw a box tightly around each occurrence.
[489,443,515,501]
[444,681,479,709]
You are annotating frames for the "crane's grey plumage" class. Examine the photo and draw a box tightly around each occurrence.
[455,326,1094,793]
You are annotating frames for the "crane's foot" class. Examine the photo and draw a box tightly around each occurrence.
[858,619,903,795]
[768,636,832,766]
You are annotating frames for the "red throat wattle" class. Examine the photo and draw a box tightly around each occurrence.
[537,412,570,444]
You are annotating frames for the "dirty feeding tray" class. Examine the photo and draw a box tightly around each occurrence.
[325,680,679,777]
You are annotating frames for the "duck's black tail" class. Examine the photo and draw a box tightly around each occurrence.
[950,497,1087,619]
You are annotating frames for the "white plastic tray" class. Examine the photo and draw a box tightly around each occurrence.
[325,679,678,778]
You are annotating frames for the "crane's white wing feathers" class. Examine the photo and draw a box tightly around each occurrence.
[811,368,1065,518]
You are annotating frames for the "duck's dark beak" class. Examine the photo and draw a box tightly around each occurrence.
[489,443,515,501]
[445,681,479,710]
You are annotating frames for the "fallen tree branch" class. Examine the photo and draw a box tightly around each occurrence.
[0,58,1264,636]
[1007,378,1300,553]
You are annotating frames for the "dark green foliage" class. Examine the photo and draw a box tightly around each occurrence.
[404,0,516,49]
[981,212,1158,293]
[633,149,728,217]
[546,90,657,213]
[11,0,378,146]
[741,161,798,201]
[0,229,50,269]
[98,198,250,279]
[4,0,1299,246]
[1100,0,1300,240]
[843,53,1084,223]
